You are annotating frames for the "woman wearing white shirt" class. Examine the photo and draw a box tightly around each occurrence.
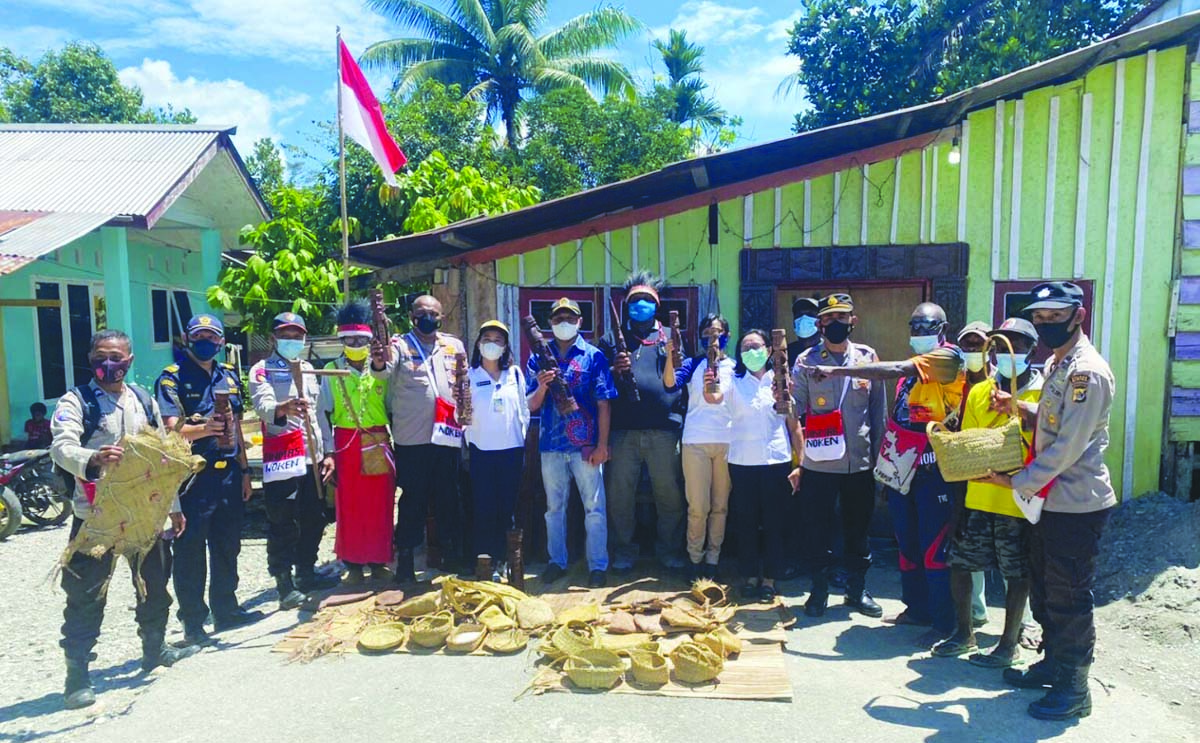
[663,314,735,581]
[713,329,803,602]
[463,320,530,576]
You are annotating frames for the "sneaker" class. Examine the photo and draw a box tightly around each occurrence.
[588,570,607,588]
[541,563,566,584]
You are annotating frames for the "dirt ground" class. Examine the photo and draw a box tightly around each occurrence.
[0,494,1196,742]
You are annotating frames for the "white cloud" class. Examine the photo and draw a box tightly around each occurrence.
[704,50,799,139]
[2,26,76,59]
[766,10,805,42]
[650,1,767,46]
[118,59,308,152]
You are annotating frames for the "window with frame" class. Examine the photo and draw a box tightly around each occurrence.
[35,281,105,399]
[992,280,1095,367]
[151,288,193,344]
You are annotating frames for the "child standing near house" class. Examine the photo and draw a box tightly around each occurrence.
[25,402,52,449]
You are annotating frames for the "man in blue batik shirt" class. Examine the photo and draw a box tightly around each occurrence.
[526,297,615,589]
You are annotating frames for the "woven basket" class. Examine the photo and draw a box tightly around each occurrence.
[409,611,454,648]
[445,623,487,653]
[394,592,439,619]
[484,628,529,654]
[694,625,742,657]
[551,620,599,658]
[516,597,555,630]
[478,605,517,632]
[690,578,728,607]
[358,622,407,652]
[564,649,625,690]
[671,641,724,683]
[598,632,652,653]
[628,648,669,685]
[926,334,1027,482]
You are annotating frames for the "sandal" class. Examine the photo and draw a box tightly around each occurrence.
[759,584,778,603]
[931,637,979,657]
[969,647,1024,668]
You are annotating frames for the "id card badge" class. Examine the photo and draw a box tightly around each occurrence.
[492,394,505,413]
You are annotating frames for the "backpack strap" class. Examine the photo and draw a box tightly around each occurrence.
[73,384,103,447]
[127,384,158,429]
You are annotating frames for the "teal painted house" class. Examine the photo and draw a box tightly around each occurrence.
[0,124,268,445]
[354,14,1200,501]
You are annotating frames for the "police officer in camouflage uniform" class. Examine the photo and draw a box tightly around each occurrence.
[50,329,199,710]
[978,282,1116,721]
[156,314,262,647]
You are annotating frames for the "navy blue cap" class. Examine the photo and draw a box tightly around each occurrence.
[186,314,224,337]
[1024,282,1084,311]
[272,312,307,332]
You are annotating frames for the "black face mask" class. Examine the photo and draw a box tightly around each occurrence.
[822,320,852,344]
[414,315,440,335]
[1035,309,1080,350]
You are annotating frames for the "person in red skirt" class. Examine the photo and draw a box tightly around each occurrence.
[319,300,395,584]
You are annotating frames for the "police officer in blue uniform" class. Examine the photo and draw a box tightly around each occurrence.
[155,314,262,645]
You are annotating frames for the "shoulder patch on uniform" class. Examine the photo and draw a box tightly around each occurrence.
[164,364,179,373]
[160,378,176,388]
[1070,373,1090,403]
[222,362,235,370]
[1070,373,1090,387]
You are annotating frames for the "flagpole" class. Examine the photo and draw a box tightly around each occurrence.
[337,26,351,297]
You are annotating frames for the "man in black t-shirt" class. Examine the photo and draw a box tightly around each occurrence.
[602,271,686,572]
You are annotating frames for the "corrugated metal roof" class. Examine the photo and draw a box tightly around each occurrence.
[0,211,115,275]
[0,124,235,217]
[352,10,1200,271]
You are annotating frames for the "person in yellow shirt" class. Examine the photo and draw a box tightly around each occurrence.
[934,318,1042,666]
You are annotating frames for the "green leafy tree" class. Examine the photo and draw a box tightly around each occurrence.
[0,42,195,124]
[244,137,287,196]
[207,186,350,335]
[653,29,727,138]
[380,150,540,233]
[511,86,693,199]
[784,0,1141,132]
[362,0,643,148]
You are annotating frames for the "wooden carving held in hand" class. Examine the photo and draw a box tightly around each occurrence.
[705,326,722,394]
[453,351,471,425]
[668,310,684,368]
[609,299,640,402]
[521,315,579,416]
[771,329,793,415]
[213,382,236,451]
[288,360,324,494]
[369,289,391,348]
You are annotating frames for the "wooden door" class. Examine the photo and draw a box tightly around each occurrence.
[775,281,929,365]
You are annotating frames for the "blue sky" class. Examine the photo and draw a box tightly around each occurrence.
[2,1,810,168]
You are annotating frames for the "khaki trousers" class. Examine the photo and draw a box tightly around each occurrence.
[681,443,731,565]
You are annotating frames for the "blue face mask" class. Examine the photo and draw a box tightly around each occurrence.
[995,353,1031,379]
[190,339,222,362]
[794,316,818,339]
[718,334,729,350]
[276,339,306,360]
[909,335,940,355]
[628,299,657,323]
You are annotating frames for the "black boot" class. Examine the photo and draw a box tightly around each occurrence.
[843,572,883,618]
[295,566,338,592]
[393,550,416,584]
[275,574,306,611]
[140,632,200,672]
[805,573,829,617]
[63,657,95,710]
[213,607,265,633]
[1005,656,1056,689]
[1028,666,1091,721]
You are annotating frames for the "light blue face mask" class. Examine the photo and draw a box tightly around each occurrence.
[995,353,1031,379]
[909,335,939,355]
[276,339,306,360]
[628,299,657,323]
[794,316,818,339]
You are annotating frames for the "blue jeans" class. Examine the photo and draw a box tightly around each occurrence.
[541,451,608,571]
[887,467,955,634]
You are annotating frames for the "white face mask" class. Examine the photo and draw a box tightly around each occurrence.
[480,342,505,361]
[552,321,578,341]
[964,352,985,373]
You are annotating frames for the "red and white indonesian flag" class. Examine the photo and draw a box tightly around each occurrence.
[339,39,407,185]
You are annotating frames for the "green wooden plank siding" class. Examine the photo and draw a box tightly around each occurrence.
[479,45,1187,497]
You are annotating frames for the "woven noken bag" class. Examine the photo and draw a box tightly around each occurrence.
[926,334,1027,482]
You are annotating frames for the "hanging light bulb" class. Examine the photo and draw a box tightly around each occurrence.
[948,136,961,165]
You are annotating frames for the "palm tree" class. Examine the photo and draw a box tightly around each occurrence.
[363,0,642,149]
[652,29,726,137]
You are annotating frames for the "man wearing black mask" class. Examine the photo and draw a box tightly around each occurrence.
[604,271,686,572]
[155,315,261,646]
[976,282,1116,721]
[791,294,887,618]
[372,294,468,582]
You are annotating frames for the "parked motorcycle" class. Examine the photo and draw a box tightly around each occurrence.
[0,450,71,539]
[0,483,19,541]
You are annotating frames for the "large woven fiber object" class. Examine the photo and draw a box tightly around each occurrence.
[516,597,555,629]
[690,578,728,607]
[478,605,516,632]
[61,430,204,597]
[484,628,528,654]
[926,334,1026,482]
[358,623,407,652]
[671,641,724,683]
[552,620,599,658]
[445,623,487,653]
[695,625,742,657]
[394,592,439,618]
[564,648,625,690]
[410,611,454,648]
[628,648,669,685]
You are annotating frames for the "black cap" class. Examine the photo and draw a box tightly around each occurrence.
[792,297,819,318]
[1024,282,1084,312]
[817,293,854,316]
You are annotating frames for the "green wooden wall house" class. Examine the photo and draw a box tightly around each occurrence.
[354,14,1200,500]
[0,124,268,445]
